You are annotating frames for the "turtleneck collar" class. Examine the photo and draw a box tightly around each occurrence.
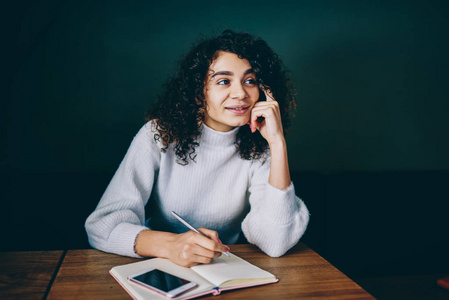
[200,123,239,147]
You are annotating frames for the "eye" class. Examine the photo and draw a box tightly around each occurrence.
[217,79,230,85]
[245,78,257,85]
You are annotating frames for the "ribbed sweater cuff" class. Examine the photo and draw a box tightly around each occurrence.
[108,223,149,258]
[259,182,299,225]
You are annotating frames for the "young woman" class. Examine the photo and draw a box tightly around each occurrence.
[85,30,309,267]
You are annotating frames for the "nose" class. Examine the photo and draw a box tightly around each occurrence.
[230,82,247,100]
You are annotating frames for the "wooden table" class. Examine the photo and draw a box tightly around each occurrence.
[0,250,63,299]
[46,243,373,299]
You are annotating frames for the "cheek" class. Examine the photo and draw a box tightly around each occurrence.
[250,89,260,103]
[206,88,228,104]
[205,95,225,113]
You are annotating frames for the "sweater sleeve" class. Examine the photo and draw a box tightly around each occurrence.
[85,123,160,258]
[241,156,310,257]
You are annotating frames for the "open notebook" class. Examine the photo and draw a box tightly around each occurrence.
[110,253,278,299]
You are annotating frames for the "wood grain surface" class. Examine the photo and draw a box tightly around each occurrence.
[0,250,63,299]
[47,244,374,299]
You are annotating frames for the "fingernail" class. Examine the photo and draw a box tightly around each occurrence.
[225,246,230,252]
[218,239,223,244]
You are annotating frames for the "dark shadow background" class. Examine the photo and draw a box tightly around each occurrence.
[1,0,448,284]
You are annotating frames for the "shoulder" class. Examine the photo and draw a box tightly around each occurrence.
[132,120,163,151]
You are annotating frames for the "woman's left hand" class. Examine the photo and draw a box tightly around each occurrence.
[250,86,291,189]
[249,87,285,146]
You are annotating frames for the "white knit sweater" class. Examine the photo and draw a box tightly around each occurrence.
[85,122,309,258]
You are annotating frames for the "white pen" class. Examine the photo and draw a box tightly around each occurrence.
[171,211,230,257]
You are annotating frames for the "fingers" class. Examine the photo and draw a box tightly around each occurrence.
[262,86,275,101]
[182,242,221,262]
[259,84,274,101]
[247,85,279,133]
[197,228,230,254]
[198,227,220,243]
[169,230,230,267]
[248,86,285,142]
[250,100,280,133]
[177,243,217,267]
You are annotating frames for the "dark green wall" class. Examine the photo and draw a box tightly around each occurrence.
[3,0,449,173]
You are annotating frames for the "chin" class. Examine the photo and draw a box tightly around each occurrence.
[231,120,250,128]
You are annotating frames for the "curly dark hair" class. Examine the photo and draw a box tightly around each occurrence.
[146,30,296,165]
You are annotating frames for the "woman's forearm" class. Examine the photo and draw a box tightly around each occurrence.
[135,230,176,258]
[268,137,291,190]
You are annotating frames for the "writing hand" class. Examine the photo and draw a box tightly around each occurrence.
[166,228,230,268]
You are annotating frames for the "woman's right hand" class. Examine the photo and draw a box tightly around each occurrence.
[166,228,230,267]
[135,229,230,267]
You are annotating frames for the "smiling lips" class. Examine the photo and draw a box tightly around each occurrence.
[225,105,250,115]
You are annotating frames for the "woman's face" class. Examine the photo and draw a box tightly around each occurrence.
[202,51,260,132]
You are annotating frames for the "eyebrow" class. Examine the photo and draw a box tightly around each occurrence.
[209,68,255,78]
